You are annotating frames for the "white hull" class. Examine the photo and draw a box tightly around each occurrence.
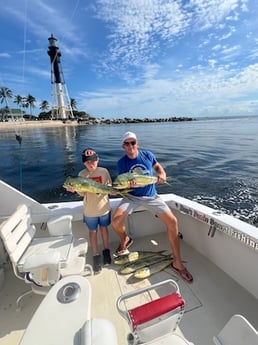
[0,179,257,344]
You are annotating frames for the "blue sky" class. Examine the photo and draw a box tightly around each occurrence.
[0,0,257,118]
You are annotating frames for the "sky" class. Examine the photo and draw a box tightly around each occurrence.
[0,0,258,119]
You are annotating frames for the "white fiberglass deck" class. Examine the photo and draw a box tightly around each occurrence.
[0,232,257,345]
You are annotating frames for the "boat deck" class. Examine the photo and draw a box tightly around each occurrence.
[0,232,257,345]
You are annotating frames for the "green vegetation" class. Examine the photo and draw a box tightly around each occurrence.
[0,85,90,122]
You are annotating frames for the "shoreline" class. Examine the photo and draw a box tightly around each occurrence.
[0,120,79,130]
[0,116,194,131]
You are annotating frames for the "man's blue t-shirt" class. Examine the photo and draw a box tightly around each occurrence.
[117,150,157,197]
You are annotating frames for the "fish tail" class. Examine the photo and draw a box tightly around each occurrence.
[118,191,133,200]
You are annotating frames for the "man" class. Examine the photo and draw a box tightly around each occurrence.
[111,131,193,282]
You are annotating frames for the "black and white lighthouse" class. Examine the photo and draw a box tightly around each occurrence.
[47,34,73,120]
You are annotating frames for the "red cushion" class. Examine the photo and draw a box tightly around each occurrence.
[128,292,185,330]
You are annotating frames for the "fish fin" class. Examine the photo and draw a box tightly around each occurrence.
[158,250,170,256]
[164,176,173,187]
[132,168,148,174]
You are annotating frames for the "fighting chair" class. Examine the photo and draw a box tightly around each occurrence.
[213,314,258,345]
[0,204,91,310]
[117,279,193,344]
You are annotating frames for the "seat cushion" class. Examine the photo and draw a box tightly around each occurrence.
[128,292,185,330]
[18,235,73,271]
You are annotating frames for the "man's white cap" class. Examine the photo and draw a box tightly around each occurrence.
[122,131,137,144]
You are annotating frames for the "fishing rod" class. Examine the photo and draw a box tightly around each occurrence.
[15,133,23,191]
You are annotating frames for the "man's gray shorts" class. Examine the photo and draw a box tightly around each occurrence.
[117,194,170,216]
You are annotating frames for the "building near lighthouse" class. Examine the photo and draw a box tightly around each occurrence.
[47,34,73,120]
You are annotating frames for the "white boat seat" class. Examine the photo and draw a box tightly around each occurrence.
[213,314,258,345]
[0,204,91,310]
[116,279,192,345]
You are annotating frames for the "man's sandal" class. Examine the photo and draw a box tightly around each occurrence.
[171,263,193,283]
[116,237,134,255]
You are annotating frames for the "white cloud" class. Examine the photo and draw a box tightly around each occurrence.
[78,62,258,117]
[0,53,11,58]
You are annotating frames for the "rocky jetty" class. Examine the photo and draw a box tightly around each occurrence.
[0,116,194,130]
[77,116,194,125]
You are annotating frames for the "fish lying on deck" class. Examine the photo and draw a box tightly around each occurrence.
[119,254,171,275]
[63,176,131,197]
[113,250,167,265]
[133,257,172,279]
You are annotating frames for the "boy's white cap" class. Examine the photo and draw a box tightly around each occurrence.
[122,131,137,143]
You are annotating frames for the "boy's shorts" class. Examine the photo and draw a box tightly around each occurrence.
[117,195,170,215]
[83,211,111,231]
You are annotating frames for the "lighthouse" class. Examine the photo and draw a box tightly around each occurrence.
[47,34,73,120]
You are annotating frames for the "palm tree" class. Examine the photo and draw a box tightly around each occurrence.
[26,94,36,119]
[0,86,12,107]
[13,95,25,121]
[22,99,29,112]
[0,87,13,121]
[14,94,24,109]
[39,100,49,112]
[70,98,77,111]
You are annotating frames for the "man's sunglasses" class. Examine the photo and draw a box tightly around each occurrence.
[123,140,137,146]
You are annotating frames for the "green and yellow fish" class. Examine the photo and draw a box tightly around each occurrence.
[119,254,170,275]
[133,257,172,279]
[113,172,158,189]
[63,176,131,197]
[114,250,167,265]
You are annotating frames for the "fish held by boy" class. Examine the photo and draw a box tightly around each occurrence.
[133,257,172,279]
[113,250,167,265]
[119,254,171,275]
[63,176,131,197]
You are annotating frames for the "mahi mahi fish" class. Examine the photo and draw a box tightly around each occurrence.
[113,172,158,189]
[119,254,171,275]
[113,250,167,265]
[133,257,172,279]
[63,176,130,196]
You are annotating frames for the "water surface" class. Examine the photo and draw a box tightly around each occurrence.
[0,116,257,225]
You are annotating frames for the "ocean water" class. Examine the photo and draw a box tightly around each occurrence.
[0,116,257,226]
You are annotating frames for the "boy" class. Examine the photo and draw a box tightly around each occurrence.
[67,148,112,274]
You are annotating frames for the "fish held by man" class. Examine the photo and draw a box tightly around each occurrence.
[133,257,172,279]
[113,172,158,189]
[119,254,171,275]
[113,250,167,265]
[63,176,131,196]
